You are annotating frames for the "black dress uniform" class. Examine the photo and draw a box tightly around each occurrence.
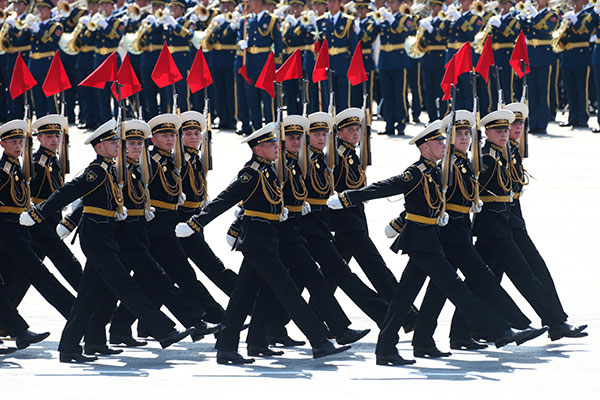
[489,9,522,108]
[333,123,540,364]
[180,127,346,363]
[409,116,533,353]
[300,117,388,325]
[351,6,380,110]
[246,119,366,351]
[147,118,224,323]
[177,117,237,296]
[74,8,99,129]
[0,122,75,320]
[27,122,185,361]
[472,116,570,331]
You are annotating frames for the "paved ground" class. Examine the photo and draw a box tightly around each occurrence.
[1,114,599,399]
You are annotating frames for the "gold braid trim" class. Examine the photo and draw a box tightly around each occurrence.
[286,166,308,201]
[309,159,331,195]
[340,156,366,189]
[127,169,145,205]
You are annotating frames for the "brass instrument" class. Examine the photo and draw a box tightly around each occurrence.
[15,14,41,30]
[592,0,600,6]
[484,1,499,15]
[438,10,447,21]
[439,5,459,22]
[471,1,485,17]
[64,20,85,55]
[368,10,385,24]
[0,17,10,54]
[87,12,105,32]
[515,1,531,15]
[549,0,570,12]
[57,0,71,18]
[551,17,570,53]
[300,14,310,26]
[411,2,430,17]
[405,25,426,59]
[400,4,413,16]
[0,9,6,23]
[128,4,142,22]
[473,22,492,54]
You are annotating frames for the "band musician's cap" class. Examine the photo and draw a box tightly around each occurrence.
[336,107,364,129]
[283,115,309,135]
[180,111,207,132]
[168,0,186,7]
[85,119,119,145]
[242,122,277,147]
[441,110,475,133]
[505,102,529,122]
[308,112,333,132]
[0,120,27,141]
[34,0,53,8]
[409,120,445,146]
[480,109,515,130]
[124,120,151,140]
[148,114,182,136]
[428,0,444,5]
[32,114,67,135]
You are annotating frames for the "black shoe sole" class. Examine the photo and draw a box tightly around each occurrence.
[375,357,416,366]
[313,344,351,359]
[336,329,371,345]
[516,327,549,345]
[216,357,255,365]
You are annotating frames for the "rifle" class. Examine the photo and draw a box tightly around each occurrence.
[172,84,183,197]
[22,92,34,211]
[274,81,287,188]
[493,65,511,171]
[325,69,337,195]
[359,79,372,171]
[200,87,213,201]
[470,70,482,212]
[299,77,309,178]
[115,82,126,214]
[137,99,153,212]
[58,92,70,180]
[439,85,457,226]
[520,59,529,159]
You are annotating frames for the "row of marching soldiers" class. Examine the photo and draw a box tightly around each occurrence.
[0,78,589,364]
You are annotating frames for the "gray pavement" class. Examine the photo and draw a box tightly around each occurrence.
[1,115,599,399]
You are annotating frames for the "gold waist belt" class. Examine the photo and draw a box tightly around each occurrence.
[83,206,116,218]
[0,206,26,214]
[447,42,465,50]
[380,43,404,52]
[445,203,471,214]
[564,42,589,50]
[212,43,238,51]
[329,46,349,56]
[284,45,313,54]
[480,195,511,203]
[95,47,118,55]
[127,209,145,216]
[306,197,327,205]
[406,213,438,225]
[528,39,551,47]
[181,201,202,209]
[29,51,54,59]
[168,45,190,53]
[244,210,280,221]
[247,46,271,54]
[492,43,514,50]
[286,205,303,212]
[150,199,178,210]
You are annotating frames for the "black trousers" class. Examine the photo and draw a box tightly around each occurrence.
[304,234,388,326]
[84,243,209,345]
[246,239,352,347]
[58,245,175,354]
[149,235,224,323]
[376,252,510,356]
[180,232,238,296]
[475,237,568,328]
[411,244,532,348]
[0,272,28,336]
[216,251,329,352]
[0,222,74,319]
[334,229,397,301]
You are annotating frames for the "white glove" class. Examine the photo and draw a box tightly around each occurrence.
[233,206,243,218]
[56,223,71,240]
[239,39,248,50]
[471,200,483,214]
[212,14,224,25]
[595,6,600,15]
[564,11,577,24]
[19,211,36,226]
[144,15,156,25]
[437,212,449,227]
[28,21,40,33]
[230,20,240,30]
[448,9,461,20]
[384,11,394,25]
[116,206,128,221]
[175,222,195,237]
[190,14,199,23]
[280,207,289,222]
[69,198,83,213]
[527,3,539,18]
[6,16,16,27]
[326,195,343,210]
[122,16,129,26]
[178,192,186,205]
[489,16,501,28]
[226,233,236,247]
[145,208,155,222]
[97,18,108,29]
[309,16,317,26]
[166,15,177,28]
[384,223,399,238]
[301,201,311,216]
[285,15,296,26]
[420,18,433,33]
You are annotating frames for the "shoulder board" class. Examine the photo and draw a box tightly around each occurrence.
[249,162,260,171]
[489,147,498,159]
[37,154,49,167]
[343,13,355,21]
[90,161,110,171]
[152,153,162,163]
[415,163,427,173]
[317,15,328,21]
[2,162,11,174]
[337,144,347,157]
[184,152,192,162]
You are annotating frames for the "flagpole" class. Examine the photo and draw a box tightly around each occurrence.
[171,83,184,197]
[470,69,482,213]
[22,89,33,211]
[59,89,70,178]
[115,82,126,215]
[520,59,529,159]
[299,77,309,178]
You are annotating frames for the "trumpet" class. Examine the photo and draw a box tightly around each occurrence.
[128,4,142,22]
[87,12,105,31]
[57,0,71,18]
[411,3,430,17]
[15,14,40,30]
[400,4,413,16]
[484,0,499,15]
[592,0,600,6]
[0,9,6,23]
[196,5,210,21]
[470,1,485,17]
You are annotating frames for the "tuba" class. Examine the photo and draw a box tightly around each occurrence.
[551,17,570,53]
[405,25,427,59]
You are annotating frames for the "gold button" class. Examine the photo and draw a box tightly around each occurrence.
[49,166,53,172]
[461,167,467,173]
[315,163,320,169]
[349,158,354,165]
[163,166,167,172]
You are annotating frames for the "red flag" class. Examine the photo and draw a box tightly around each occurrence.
[151,42,182,88]
[238,64,252,84]
[111,53,142,100]
[475,36,495,83]
[275,49,302,82]
[188,47,213,93]
[42,51,71,97]
[347,42,368,86]
[454,42,473,78]
[312,39,329,83]
[9,52,37,99]
[255,52,276,98]
[79,52,118,88]
[510,31,530,78]
[441,56,456,101]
